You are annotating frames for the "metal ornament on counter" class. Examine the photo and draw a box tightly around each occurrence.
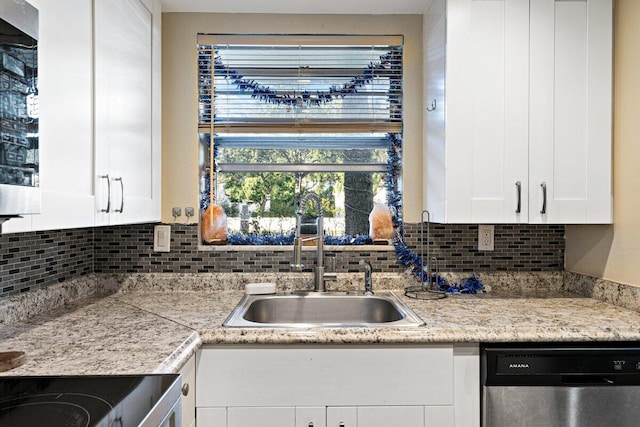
[401,210,447,300]
[395,209,484,297]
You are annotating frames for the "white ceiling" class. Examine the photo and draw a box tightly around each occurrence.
[161,0,433,14]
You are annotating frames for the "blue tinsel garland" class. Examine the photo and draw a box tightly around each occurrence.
[198,46,482,293]
[393,240,484,293]
[386,134,483,293]
[211,48,401,108]
[226,232,372,246]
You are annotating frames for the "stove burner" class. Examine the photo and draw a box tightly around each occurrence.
[0,401,92,427]
[0,375,179,427]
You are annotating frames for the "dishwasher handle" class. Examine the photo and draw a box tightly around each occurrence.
[562,375,615,385]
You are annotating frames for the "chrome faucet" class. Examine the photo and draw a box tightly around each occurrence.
[291,192,335,292]
[359,260,374,295]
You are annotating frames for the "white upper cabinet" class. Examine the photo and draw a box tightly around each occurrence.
[3,0,96,234]
[424,0,613,224]
[528,0,613,224]
[4,0,161,233]
[94,0,160,226]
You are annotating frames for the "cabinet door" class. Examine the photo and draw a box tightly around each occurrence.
[227,407,295,427]
[425,406,454,427]
[423,0,446,223]
[179,356,196,427]
[445,0,530,223]
[357,406,424,427]
[2,0,95,234]
[529,0,613,224]
[196,408,226,427]
[326,407,357,427]
[197,345,453,407]
[94,0,157,226]
[296,407,326,427]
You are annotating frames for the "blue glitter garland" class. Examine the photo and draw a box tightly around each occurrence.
[198,46,482,292]
[226,232,372,246]
[441,274,484,294]
[393,240,484,293]
[212,48,401,108]
[386,135,483,293]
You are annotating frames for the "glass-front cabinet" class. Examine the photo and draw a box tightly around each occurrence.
[0,0,39,216]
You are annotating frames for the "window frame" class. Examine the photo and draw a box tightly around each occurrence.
[197,34,404,249]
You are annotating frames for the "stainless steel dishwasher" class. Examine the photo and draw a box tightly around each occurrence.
[481,343,640,427]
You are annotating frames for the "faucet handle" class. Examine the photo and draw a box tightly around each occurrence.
[291,235,305,271]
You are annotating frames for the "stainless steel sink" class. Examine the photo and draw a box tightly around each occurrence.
[223,291,425,328]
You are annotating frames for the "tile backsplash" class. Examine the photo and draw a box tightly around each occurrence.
[0,228,94,297]
[1,222,564,298]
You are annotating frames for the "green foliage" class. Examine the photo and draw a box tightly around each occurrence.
[218,147,344,218]
[219,200,239,217]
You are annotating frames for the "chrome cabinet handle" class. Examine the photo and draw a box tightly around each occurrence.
[515,181,522,214]
[540,182,547,214]
[114,177,124,213]
[100,174,111,213]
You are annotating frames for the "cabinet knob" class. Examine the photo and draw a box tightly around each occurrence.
[181,383,189,396]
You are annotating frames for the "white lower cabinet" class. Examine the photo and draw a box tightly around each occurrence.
[327,406,426,427]
[228,407,295,426]
[179,355,196,427]
[197,407,226,426]
[194,344,478,427]
[198,406,448,427]
[297,407,326,427]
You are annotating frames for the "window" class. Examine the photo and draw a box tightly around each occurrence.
[197,35,403,246]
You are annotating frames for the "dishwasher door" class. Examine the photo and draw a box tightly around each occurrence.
[482,343,640,427]
[484,384,640,427]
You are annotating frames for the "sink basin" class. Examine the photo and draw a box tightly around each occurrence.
[223,291,425,328]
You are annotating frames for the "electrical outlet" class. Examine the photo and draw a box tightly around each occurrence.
[478,224,494,251]
[185,207,194,218]
[172,207,182,218]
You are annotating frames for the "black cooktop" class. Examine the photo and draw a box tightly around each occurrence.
[0,374,180,427]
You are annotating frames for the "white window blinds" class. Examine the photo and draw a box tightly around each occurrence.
[198,35,402,127]
[197,34,403,174]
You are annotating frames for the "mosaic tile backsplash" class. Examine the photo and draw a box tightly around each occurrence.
[1,223,564,298]
[0,228,94,298]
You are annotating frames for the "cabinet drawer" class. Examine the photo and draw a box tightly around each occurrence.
[196,344,454,407]
[228,407,295,427]
[357,406,424,427]
[197,407,226,427]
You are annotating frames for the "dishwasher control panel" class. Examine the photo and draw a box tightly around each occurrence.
[482,342,640,386]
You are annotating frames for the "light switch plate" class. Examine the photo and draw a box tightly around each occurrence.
[154,225,171,252]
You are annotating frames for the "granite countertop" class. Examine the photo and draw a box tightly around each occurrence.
[0,294,201,376]
[2,273,640,376]
[113,289,640,344]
